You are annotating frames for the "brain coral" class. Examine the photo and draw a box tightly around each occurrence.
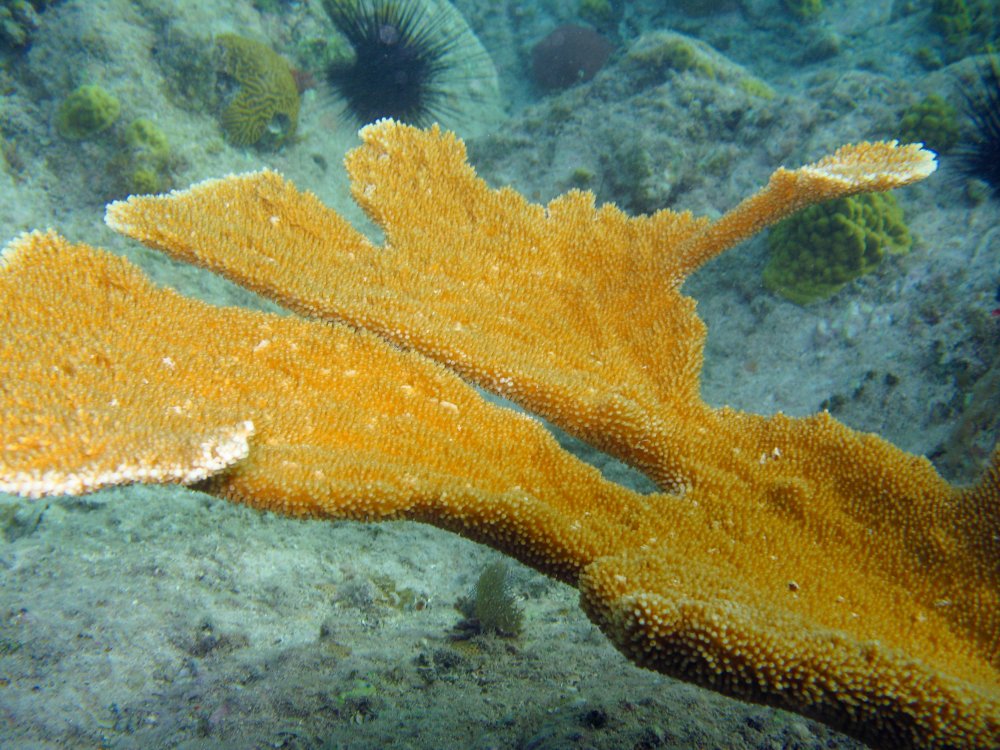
[216,34,300,149]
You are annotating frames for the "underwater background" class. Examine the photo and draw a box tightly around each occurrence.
[0,0,997,747]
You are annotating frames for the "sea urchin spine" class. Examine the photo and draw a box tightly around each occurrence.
[958,53,1000,197]
[322,0,469,126]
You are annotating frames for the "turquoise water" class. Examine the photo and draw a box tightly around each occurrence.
[0,1,996,748]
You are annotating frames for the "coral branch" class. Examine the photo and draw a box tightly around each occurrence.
[4,122,997,749]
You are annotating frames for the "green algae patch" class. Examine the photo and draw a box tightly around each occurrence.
[763,192,912,305]
[56,85,120,140]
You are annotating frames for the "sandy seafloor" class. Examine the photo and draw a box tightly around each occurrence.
[0,0,997,748]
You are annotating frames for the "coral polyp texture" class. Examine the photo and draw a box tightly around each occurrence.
[1,121,997,750]
[763,191,912,304]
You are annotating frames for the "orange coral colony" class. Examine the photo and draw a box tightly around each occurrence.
[2,121,998,750]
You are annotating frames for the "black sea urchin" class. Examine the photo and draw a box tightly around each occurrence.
[322,0,473,126]
[957,53,1000,197]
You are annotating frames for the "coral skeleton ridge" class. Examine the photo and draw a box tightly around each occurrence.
[0,121,996,750]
